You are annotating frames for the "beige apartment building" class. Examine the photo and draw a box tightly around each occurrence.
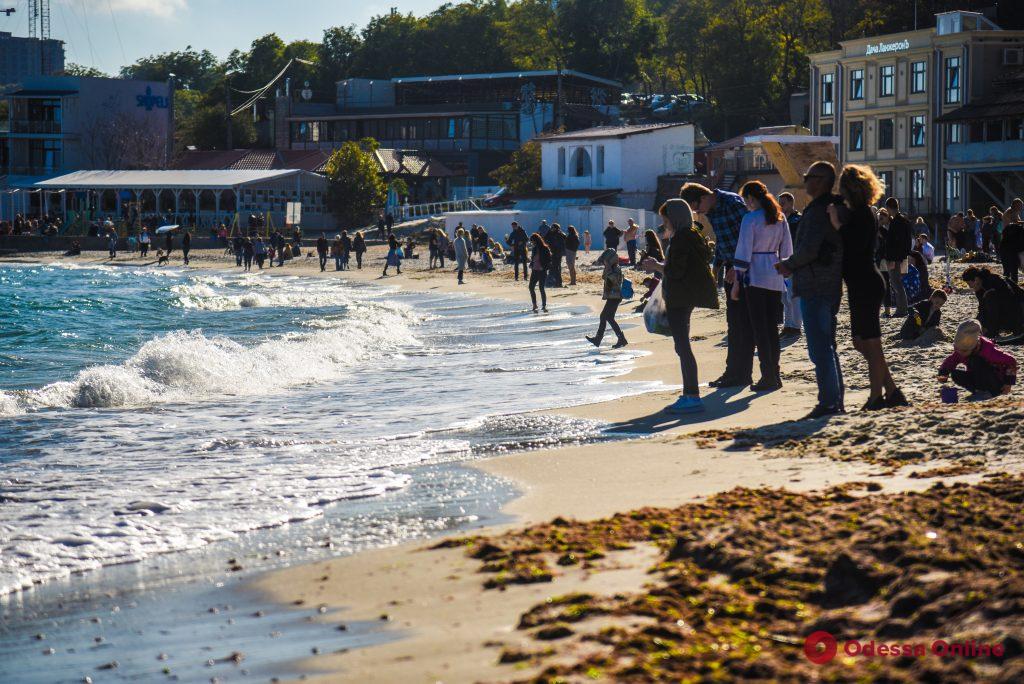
[809,11,1024,217]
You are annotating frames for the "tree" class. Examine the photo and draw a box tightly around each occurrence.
[324,138,387,227]
[120,46,221,91]
[61,63,109,78]
[80,100,169,169]
[489,141,541,193]
[555,0,659,82]
[241,33,287,89]
[317,25,361,96]
[351,10,423,78]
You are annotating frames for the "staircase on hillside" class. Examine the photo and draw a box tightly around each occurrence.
[716,172,736,191]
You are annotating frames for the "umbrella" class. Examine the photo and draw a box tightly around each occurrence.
[155,224,180,234]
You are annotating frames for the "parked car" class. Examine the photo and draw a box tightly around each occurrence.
[483,187,514,208]
[652,94,710,120]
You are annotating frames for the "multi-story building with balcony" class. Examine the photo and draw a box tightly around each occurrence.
[1,75,171,218]
[808,11,1024,217]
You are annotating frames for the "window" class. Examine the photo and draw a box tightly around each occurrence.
[879,171,893,196]
[911,61,927,94]
[947,123,963,144]
[911,169,926,200]
[849,121,864,151]
[985,120,1003,142]
[878,118,894,150]
[558,147,566,175]
[850,69,864,100]
[596,145,605,174]
[821,73,834,116]
[571,147,592,177]
[879,65,895,97]
[945,170,961,211]
[969,121,984,143]
[1010,118,1024,141]
[910,115,926,147]
[820,123,834,137]
[945,56,961,103]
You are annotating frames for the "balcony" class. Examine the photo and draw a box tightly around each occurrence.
[946,140,1024,165]
[9,119,63,135]
[714,150,777,175]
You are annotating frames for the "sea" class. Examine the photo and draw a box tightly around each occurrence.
[0,262,657,681]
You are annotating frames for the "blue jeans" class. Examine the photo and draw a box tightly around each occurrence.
[782,278,802,330]
[800,294,844,410]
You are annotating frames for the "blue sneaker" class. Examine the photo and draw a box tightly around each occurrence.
[666,395,704,414]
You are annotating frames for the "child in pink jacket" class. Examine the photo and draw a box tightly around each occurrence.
[939,319,1017,400]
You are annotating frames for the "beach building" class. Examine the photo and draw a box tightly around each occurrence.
[808,10,1024,216]
[279,70,621,192]
[0,32,64,86]
[32,169,331,232]
[1,75,172,218]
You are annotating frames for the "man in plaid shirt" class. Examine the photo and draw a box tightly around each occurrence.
[680,183,753,387]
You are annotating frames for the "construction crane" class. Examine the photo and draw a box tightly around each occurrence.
[28,0,50,40]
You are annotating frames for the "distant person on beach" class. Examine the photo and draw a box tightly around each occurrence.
[428,229,439,269]
[341,230,352,270]
[624,218,640,266]
[565,225,580,286]
[828,164,908,410]
[242,237,254,271]
[331,234,343,271]
[899,289,946,341]
[962,266,1024,338]
[64,240,81,257]
[254,236,267,269]
[778,192,803,339]
[377,212,387,242]
[547,223,566,288]
[999,211,1024,283]
[317,233,329,272]
[537,220,550,238]
[641,198,718,414]
[775,162,845,419]
[139,228,151,258]
[383,234,402,276]
[234,234,244,266]
[587,248,628,349]
[583,229,592,253]
[385,211,394,234]
[732,181,792,393]
[107,233,118,259]
[603,220,623,251]
[680,181,750,388]
[353,231,366,269]
[182,229,191,266]
[454,227,469,284]
[881,198,913,318]
[528,233,551,313]
[164,231,174,258]
[939,319,1017,401]
[507,221,529,282]
[436,229,448,268]
[916,233,935,264]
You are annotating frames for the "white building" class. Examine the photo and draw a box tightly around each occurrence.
[538,123,697,210]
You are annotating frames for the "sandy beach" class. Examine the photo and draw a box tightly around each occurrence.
[5,241,1023,682]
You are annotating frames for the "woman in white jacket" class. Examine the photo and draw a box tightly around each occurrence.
[454,228,469,284]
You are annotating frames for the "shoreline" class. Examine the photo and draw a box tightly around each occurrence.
[5,247,1021,682]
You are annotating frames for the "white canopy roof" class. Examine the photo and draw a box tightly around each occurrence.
[34,169,313,190]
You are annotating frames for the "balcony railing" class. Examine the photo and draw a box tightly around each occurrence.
[10,119,62,135]
[714,150,777,175]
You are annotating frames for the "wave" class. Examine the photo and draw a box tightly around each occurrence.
[170,274,363,311]
[2,301,420,414]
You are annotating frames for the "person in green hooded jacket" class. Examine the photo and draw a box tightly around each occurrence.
[641,198,719,414]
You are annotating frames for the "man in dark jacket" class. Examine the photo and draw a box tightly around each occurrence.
[507,222,530,281]
[883,197,913,317]
[546,223,566,287]
[777,162,845,419]
[316,233,329,272]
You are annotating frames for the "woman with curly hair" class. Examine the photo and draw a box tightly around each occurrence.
[828,164,908,410]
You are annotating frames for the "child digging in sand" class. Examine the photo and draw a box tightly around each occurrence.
[898,288,947,341]
[938,319,1017,401]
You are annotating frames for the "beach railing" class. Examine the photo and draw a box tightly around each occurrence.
[393,197,484,222]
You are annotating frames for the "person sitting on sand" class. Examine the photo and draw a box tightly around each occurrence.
[962,266,1024,338]
[939,319,1017,401]
[63,240,82,257]
[916,233,935,264]
[898,289,946,341]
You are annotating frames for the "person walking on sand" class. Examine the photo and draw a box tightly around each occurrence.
[139,228,151,258]
[454,227,469,284]
[547,222,566,288]
[565,225,581,286]
[731,181,793,393]
[254,236,267,269]
[680,182,751,388]
[107,232,118,260]
[182,229,191,266]
[583,229,592,254]
[775,162,845,420]
[641,199,719,414]
[881,197,913,318]
[507,221,529,282]
[242,237,254,272]
[340,230,352,270]
[331,234,343,271]
[586,248,628,349]
[383,233,402,276]
[828,165,909,410]
[436,228,448,269]
[528,233,551,312]
[317,233,329,272]
[353,231,366,269]
[428,229,439,269]
[624,218,640,266]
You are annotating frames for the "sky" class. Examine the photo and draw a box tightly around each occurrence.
[0,0,442,76]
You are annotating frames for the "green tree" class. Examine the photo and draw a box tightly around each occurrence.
[417,1,514,74]
[242,33,287,89]
[489,140,541,193]
[317,25,361,95]
[555,0,660,82]
[120,46,221,90]
[61,63,109,78]
[324,138,387,227]
[351,10,424,78]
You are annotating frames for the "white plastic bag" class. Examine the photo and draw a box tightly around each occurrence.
[643,280,672,336]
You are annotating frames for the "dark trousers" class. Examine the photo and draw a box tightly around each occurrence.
[626,239,638,265]
[334,256,343,270]
[319,253,328,271]
[745,286,783,383]
[140,243,149,257]
[529,268,547,309]
[513,250,528,280]
[595,298,624,342]
[1001,254,1020,284]
[356,252,363,268]
[549,254,564,287]
[182,248,190,265]
[666,305,699,396]
[236,250,243,266]
[951,356,1005,395]
[980,288,1023,336]
[457,268,464,283]
[724,285,755,382]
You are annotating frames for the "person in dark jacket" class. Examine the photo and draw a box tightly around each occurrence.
[506,222,530,282]
[353,231,366,269]
[316,233,329,272]
[963,266,1024,338]
[882,198,913,317]
[565,225,581,286]
[776,162,846,419]
[1000,219,1024,283]
[546,223,566,288]
[182,229,191,265]
[899,289,946,341]
[641,198,719,414]
[528,233,552,312]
